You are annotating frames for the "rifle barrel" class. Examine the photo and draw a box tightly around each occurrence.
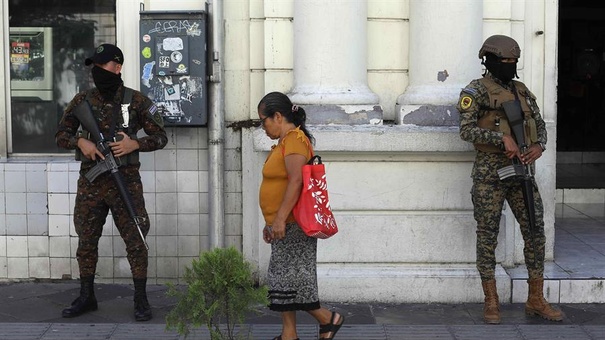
[111,170,149,250]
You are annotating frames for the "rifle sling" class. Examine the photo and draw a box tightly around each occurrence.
[501,83,526,146]
[506,83,523,127]
[108,88,125,140]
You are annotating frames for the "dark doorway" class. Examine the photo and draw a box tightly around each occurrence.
[556,0,605,188]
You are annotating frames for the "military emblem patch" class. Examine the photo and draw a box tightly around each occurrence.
[148,104,157,115]
[460,96,473,110]
[147,104,164,126]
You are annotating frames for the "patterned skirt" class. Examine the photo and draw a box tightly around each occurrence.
[267,222,321,311]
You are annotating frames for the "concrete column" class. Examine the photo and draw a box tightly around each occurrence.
[396,0,482,126]
[116,0,142,89]
[289,0,381,125]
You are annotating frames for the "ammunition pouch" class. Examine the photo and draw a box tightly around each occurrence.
[474,110,510,153]
[525,118,538,145]
[473,78,539,153]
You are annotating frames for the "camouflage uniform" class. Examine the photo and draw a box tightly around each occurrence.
[56,86,167,279]
[457,73,548,281]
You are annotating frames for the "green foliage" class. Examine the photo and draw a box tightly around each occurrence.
[165,247,269,340]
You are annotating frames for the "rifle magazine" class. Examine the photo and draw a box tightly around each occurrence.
[85,161,111,182]
[497,165,517,180]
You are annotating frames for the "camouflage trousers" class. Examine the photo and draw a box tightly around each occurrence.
[471,178,545,281]
[74,170,150,279]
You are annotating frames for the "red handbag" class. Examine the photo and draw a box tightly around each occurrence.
[293,155,339,239]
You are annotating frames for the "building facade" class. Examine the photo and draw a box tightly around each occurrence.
[0,0,559,303]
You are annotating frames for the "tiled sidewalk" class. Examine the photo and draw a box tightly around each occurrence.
[505,202,605,304]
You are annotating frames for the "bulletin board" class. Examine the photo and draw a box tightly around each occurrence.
[139,11,207,126]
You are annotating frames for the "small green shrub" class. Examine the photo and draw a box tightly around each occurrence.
[165,246,268,339]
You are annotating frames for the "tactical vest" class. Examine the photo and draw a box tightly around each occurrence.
[474,77,539,153]
[75,87,139,165]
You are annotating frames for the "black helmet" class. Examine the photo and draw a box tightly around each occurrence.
[478,35,521,59]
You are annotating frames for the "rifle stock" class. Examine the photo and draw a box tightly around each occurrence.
[72,100,149,250]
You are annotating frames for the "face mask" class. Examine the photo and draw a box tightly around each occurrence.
[91,66,123,99]
[485,60,517,83]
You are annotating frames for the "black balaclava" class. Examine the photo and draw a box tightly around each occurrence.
[483,53,518,83]
[91,66,123,100]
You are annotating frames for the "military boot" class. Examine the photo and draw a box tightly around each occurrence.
[62,275,98,318]
[525,278,563,321]
[133,278,152,321]
[481,279,501,324]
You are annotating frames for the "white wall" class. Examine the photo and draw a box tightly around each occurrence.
[0,0,559,302]
[238,0,558,302]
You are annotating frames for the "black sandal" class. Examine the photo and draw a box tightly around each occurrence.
[319,311,345,339]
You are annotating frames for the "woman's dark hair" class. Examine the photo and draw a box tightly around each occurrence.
[258,91,315,144]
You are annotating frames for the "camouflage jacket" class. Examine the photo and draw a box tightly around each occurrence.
[457,74,547,180]
[56,85,168,171]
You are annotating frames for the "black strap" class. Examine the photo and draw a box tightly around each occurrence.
[108,88,126,140]
[123,87,133,105]
[505,82,527,147]
[510,82,524,122]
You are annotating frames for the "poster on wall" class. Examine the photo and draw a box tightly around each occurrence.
[10,41,31,79]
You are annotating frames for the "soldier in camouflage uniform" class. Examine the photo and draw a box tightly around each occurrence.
[56,44,167,321]
[457,35,563,324]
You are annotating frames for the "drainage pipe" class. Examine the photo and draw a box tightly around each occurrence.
[207,0,225,248]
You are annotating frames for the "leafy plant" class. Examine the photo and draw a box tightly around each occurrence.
[165,247,268,339]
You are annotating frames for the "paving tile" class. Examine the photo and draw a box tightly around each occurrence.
[0,323,50,339]
[517,324,592,339]
[0,283,76,303]
[568,203,605,218]
[451,325,522,339]
[330,324,386,340]
[251,324,314,339]
[386,325,453,339]
[562,304,605,325]
[584,326,605,340]
[0,297,69,323]
[372,303,477,325]
[40,323,117,339]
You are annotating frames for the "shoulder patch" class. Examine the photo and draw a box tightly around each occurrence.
[148,104,158,115]
[146,103,164,127]
[459,95,473,110]
[461,87,479,96]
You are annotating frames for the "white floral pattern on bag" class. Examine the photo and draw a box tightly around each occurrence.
[307,174,337,235]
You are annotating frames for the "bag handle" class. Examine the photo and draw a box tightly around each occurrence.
[308,155,322,165]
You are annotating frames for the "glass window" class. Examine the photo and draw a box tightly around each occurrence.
[8,0,116,154]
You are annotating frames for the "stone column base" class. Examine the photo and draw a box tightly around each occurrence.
[317,263,511,303]
[303,104,383,125]
[396,103,460,127]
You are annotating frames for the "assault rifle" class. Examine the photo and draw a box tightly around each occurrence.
[73,100,149,250]
[496,99,538,268]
